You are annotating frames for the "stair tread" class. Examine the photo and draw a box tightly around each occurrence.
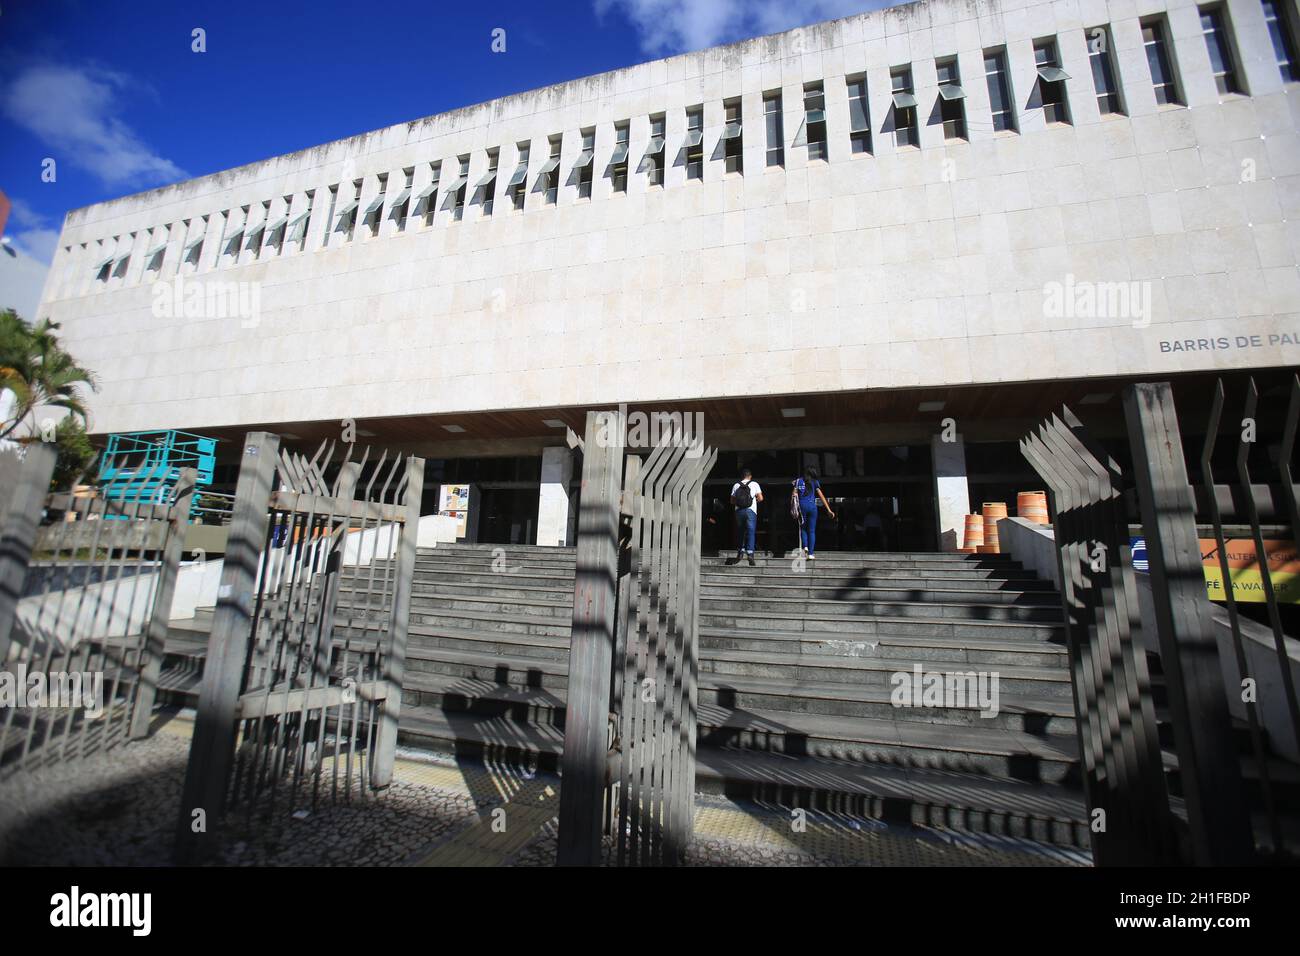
[702,645,1070,680]
[701,627,1066,652]
[398,696,1077,761]
[403,668,1074,717]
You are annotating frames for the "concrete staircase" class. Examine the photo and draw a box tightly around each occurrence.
[152,542,1300,857]
[357,542,1089,847]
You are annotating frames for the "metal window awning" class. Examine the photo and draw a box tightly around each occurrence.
[333,199,358,229]
[413,183,439,212]
[721,122,742,139]
[609,143,629,165]
[92,253,115,271]
[892,92,918,109]
[223,230,244,252]
[287,212,310,240]
[1037,66,1070,83]
[537,156,560,175]
[475,171,497,188]
[146,243,167,260]
[573,148,594,168]
[389,187,411,208]
[183,237,204,256]
[683,129,703,148]
[112,253,131,271]
[938,84,966,101]
[265,215,289,234]
[507,163,529,187]
[792,118,808,147]
[363,195,386,216]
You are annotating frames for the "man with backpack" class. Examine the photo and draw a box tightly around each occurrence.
[730,468,763,566]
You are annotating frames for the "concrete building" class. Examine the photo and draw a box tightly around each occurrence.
[30,0,1300,553]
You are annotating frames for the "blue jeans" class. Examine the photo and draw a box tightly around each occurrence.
[736,508,756,555]
[799,502,818,554]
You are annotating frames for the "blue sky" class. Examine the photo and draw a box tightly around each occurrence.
[0,0,897,269]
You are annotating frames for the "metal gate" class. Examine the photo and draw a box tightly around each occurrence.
[555,410,717,866]
[174,432,424,863]
[1020,377,1299,865]
[0,444,195,772]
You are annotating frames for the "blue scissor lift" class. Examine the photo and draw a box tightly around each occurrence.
[98,430,218,517]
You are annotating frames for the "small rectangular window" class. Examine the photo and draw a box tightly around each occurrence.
[342,180,361,240]
[1087,26,1124,115]
[509,144,529,210]
[685,107,704,180]
[145,227,168,274]
[394,168,413,232]
[420,164,440,225]
[1199,6,1242,95]
[453,157,468,220]
[890,67,918,147]
[1263,0,1300,83]
[641,114,666,186]
[934,60,966,141]
[722,100,743,174]
[577,129,595,198]
[223,207,247,259]
[244,201,269,257]
[364,175,386,237]
[263,196,289,254]
[544,137,561,203]
[290,194,312,250]
[846,76,872,153]
[1142,17,1183,105]
[763,92,784,167]
[184,216,207,269]
[611,123,629,192]
[324,186,338,243]
[480,149,499,215]
[803,83,827,161]
[984,49,1017,132]
[1034,38,1071,125]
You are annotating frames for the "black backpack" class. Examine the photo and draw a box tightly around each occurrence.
[734,480,753,509]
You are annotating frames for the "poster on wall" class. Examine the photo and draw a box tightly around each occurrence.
[1131,536,1299,604]
[438,484,472,539]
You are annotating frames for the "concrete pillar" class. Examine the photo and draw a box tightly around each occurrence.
[537,445,575,547]
[931,434,970,552]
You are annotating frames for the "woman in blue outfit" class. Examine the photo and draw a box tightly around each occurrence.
[793,466,835,559]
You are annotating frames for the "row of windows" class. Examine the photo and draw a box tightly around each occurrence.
[69,1,1300,292]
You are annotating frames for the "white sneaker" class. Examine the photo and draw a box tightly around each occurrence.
[808,554,816,560]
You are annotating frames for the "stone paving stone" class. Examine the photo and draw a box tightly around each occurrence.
[0,716,1092,867]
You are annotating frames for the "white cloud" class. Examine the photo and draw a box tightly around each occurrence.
[4,198,59,264]
[2,64,187,189]
[595,0,894,55]
[0,241,52,321]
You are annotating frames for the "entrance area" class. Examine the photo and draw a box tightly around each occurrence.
[703,445,937,554]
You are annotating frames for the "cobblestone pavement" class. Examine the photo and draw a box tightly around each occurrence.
[0,714,1091,867]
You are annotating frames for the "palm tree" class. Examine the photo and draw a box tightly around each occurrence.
[0,308,99,441]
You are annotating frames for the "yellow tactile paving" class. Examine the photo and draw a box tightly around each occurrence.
[411,773,559,866]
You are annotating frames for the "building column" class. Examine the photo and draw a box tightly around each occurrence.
[931,434,970,552]
[536,445,575,546]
